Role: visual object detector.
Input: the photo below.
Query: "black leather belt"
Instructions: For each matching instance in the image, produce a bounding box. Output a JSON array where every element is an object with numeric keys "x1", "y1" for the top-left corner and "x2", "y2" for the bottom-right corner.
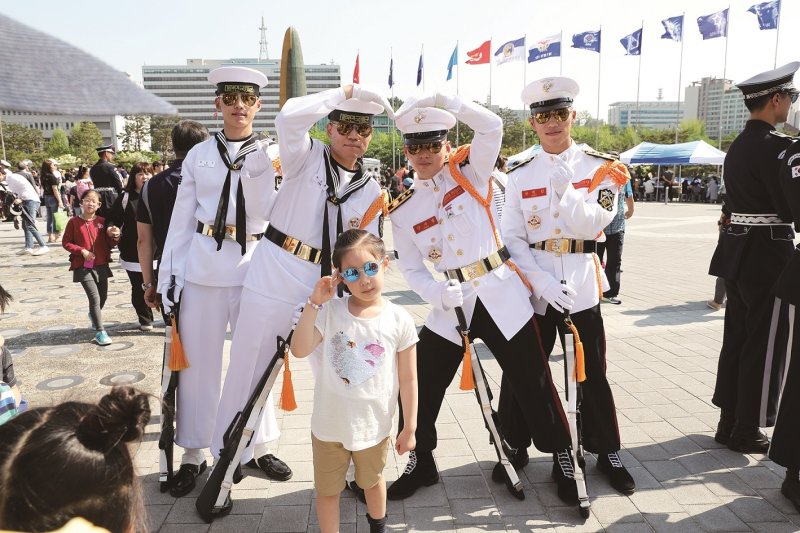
[
  {"x1": 195, "y1": 222, "x2": 263, "y2": 243},
  {"x1": 264, "y1": 225, "x2": 322, "y2": 264},
  {"x1": 445, "y1": 246, "x2": 511, "y2": 283},
  {"x1": 530, "y1": 238, "x2": 597, "y2": 254}
]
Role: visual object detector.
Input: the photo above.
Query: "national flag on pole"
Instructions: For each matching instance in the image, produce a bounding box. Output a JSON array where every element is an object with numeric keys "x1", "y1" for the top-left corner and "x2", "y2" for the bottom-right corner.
[
  {"x1": 620, "y1": 28, "x2": 642, "y2": 55},
  {"x1": 446, "y1": 45, "x2": 458, "y2": 80},
  {"x1": 748, "y1": 0, "x2": 780, "y2": 30},
  {"x1": 571, "y1": 30, "x2": 601, "y2": 52},
  {"x1": 353, "y1": 53, "x2": 360, "y2": 83},
  {"x1": 465, "y1": 40, "x2": 491, "y2": 65},
  {"x1": 388, "y1": 58, "x2": 394, "y2": 88},
  {"x1": 697, "y1": 9, "x2": 729, "y2": 40},
  {"x1": 661, "y1": 15, "x2": 684, "y2": 41},
  {"x1": 494, "y1": 37, "x2": 525, "y2": 65},
  {"x1": 416, "y1": 52, "x2": 424, "y2": 86},
  {"x1": 528, "y1": 34, "x2": 561, "y2": 63}
]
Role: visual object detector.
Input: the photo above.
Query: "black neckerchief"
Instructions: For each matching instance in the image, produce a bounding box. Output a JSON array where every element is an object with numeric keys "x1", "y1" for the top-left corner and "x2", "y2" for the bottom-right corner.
[
  {"x1": 320, "y1": 144, "x2": 371, "y2": 278},
  {"x1": 213, "y1": 131, "x2": 258, "y2": 255}
]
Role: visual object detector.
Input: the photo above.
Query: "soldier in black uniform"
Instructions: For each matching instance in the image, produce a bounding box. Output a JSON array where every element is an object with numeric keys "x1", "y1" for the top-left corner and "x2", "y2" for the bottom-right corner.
[
  {"x1": 90, "y1": 144, "x2": 123, "y2": 217},
  {"x1": 709, "y1": 62, "x2": 799, "y2": 453},
  {"x1": 771, "y1": 138, "x2": 800, "y2": 512}
]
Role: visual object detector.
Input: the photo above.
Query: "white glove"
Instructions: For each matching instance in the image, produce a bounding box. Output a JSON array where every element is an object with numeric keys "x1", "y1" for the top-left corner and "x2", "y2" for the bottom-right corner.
[
  {"x1": 291, "y1": 302, "x2": 305, "y2": 329},
  {"x1": 394, "y1": 96, "x2": 420, "y2": 118},
  {"x1": 240, "y1": 144, "x2": 273, "y2": 179},
  {"x1": 161, "y1": 283, "x2": 183, "y2": 315},
  {"x1": 441, "y1": 279, "x2": 464, "y2": 310},
  {"x1": 352, "y1": 84, "x2": 396, "y2": 120},
  {"x1": 541, "y1": 282, "x2": 577, "y2": 313},
  {"x1": 551, "y1": 157, "x2": 574, "y2": 197},
  {"x1": 396, "y1": 92, "x2": 461, "y2": 118}
]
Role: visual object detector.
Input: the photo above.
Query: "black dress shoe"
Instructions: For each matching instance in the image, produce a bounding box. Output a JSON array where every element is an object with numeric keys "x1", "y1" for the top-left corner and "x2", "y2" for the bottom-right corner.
[
  {"x1": 345, "y1": 480, "x2": 366, "y2": 503},
  {"x1": 597, "y1": 452, "x2": 635, "y2": 495},
  {"x1": 782, "y1": 476, "x2": 800, "y2": 513},
  {"x1": 714, "y1": 410, "x2": 735, "y2": 445},
  {"x1": 246, "y1": 454, "x2": 293, "y2": 481},
  {"x1": 552, "y1": 450, "x2": 578, "y2": 504},
  {"x1": 170, "y1": 460, "x2": 207, "y2": 498},
  {"x1": 727, "y1": 426, "x2": 770, "y2": 453},
  {"x1": 491, "y1": 448, "x2": 530, "y2": 482},
  {"x1": 387, "y1": 451, "x2": 439, "y2": 500}
]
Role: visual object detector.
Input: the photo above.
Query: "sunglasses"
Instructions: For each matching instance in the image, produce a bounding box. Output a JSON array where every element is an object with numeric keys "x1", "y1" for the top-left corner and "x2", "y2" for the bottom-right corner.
[
  {"x1": 332, "y1": 121, "x2": 373, "y2": 137},
  {"x1": 407, "y1": 141, "x2": 445, "y2": 155},
  {"x1": 220, "y1": 92, "x2": 259, "y2": 107},
  {"x1": 782, "y1": 91, "x2": 799, "y2": 103},
  {"x1": 533, "y1": 108, "x2": 572, "y2": 125},
  {"x1": 340, "y1": 261, "x2": 381, "y2": 283}
]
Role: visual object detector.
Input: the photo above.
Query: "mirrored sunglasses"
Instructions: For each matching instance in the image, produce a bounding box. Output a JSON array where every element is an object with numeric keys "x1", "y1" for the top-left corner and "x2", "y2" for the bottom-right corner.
[
  {"x1": 784, "y1": 91, "x2": 799, "y2": 103},
  {"x1": 533, "y1": 107, "x2": 572, "y2": 125},
  {"x1": 340, "y1": 261, "x2": 381, "y2": 283},
  {"x1": 407, "y1": 141, "x2": 445, "y2": 155},
  {"x1": 332, "y1": 121, "x2": 373, "y2": 137},
  {"x1": 220, "y1": 92, "x2": 259, "y2": 107}
]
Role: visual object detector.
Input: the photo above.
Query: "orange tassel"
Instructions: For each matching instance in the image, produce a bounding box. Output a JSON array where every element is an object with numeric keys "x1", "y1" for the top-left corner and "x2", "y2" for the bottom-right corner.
[
  {"x1": 565, "y1": 321, "x2": 587, "y2": 383},
  {"x1": 169, "y1": 314, "x2": 189, "y2": 371},
  {"x1": 459, "y1": 335, "x2": 476, "y2": 390},
  {"x1": 279, "y1": 352, "x2": 297, "y2": 411}
]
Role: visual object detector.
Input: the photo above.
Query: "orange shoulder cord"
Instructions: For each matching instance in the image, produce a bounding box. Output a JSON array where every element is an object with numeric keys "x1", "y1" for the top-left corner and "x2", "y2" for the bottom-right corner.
[
  {"x1": 564, "y1": 320, "x2": 587, "y2": 382},
  {"x1": 588, "y1": 160, "x2": 630, "y2": 193},
  {"x1": 447, "y1": 145, "x2": 532, "y2": 391},
  {"x1": 168, "y1": 313, "x2": 189, "y2": 371},
  {"x1": 279, "y1": 340, "x2": 297, "y2": 411},
  {"x1": 359, "y1": 192, "x2": 390, "y2": 230}
]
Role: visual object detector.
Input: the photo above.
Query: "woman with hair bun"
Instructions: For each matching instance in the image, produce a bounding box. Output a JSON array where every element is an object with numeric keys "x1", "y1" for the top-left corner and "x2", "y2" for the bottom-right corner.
[{"x1": 0, "y1": 386, "x2": 151, "y2": 533}]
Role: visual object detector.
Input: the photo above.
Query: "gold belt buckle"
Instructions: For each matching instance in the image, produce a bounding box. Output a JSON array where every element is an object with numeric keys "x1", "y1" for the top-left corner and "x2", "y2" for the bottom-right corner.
[
  {"x1": 463, "y1": 260, "x2": 488, "y2": 281},
  {"x1": 296, "y1": 244, "x2": 313, "y2": 262},
  {"x1": 547, "y1": 238, "x2": 568, "y2": 256},
  {"x1": 225, "y1": 226, "x2": 236, "y2": 240},
  {"x1": 282, "y1": 236, "x2": 299, "y2": 254}
]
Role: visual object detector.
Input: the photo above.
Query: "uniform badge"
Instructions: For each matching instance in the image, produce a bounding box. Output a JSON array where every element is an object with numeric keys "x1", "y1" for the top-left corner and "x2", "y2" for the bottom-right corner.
[
  {"x1": 527, "y1": 214, "x2": 541, "y2": 230},
  {"x1": 597, "y1": 188, "x2": 614, "y2": 211},
  {"x1": 788, "y1": 153, "x2": 800, "y2": 166},
  {"x1": 349, "y1": 216, "x2": 361, "y2": 229},
  {"x1": 414, "y1": 109, "x2": 426, "y2": 124},
  {"x1": 542, "y1": 80, "x2": 553, "y2": 92},
  {"x1": 427, "y1": 247, "x2": 442, "y2": 263},
  {"x1": 792, "y1": 165, "x2": 800, "y2": 179}
]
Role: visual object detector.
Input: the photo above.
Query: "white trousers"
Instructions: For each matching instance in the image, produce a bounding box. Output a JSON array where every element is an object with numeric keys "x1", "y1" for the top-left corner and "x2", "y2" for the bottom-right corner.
[{"x1": 211, "y1": 287, "x2": 291, "y2": 463}]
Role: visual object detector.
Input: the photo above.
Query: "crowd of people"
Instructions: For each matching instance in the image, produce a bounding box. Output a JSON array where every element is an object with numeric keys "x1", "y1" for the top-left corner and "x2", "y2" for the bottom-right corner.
[
  {"x1": 632, "y1": 172, "x2": 723, "y2": 203},
  {"x1": 0, "y1": 60, "x2": 798, "y2": 533}
]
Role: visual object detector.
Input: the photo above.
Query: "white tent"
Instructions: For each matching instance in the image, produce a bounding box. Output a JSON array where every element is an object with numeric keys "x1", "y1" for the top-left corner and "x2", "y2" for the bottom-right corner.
[{"x1": 619, "y1": 140, "x2": 726, "y2": 165}]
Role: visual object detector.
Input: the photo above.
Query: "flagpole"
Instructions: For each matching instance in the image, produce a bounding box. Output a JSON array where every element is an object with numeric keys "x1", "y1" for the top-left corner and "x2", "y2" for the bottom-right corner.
[
  {"x1": 523, "y1": 35, "x2": 527, "y2": 150},
  {"x1": 595, "y1": 26, "x2": 602, "y2": 149},
  {"x1": 634, "y1": 22, "x2": 643, "y2": 139},
  {"x1": 391, "y1": 47, "x2": 396, "y2": 171},
  {"x1": 422, "y1": 44, "x2": 426, "y2": 92},
  {"x1": 456, "y1": 41, "x2": 460, "y2": 145},
  {"x1": 489, "y1": 37, "x2": 493, "y2": 107},
  {"x1": 559, "y1": 30, "x2": 563, "y2": 75},
  {"x1": 718, "y1": 7, "x2": 730, "y2": 149},
  {"x1": 774, "y1": 2, "x2": 781, "y2": 68},
  {"x1": 675, "y1": 14, "x2": 685, "y2": 144}
]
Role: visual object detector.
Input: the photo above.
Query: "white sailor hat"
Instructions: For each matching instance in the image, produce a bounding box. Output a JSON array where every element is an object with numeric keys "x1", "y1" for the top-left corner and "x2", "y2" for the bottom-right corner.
[
  {"x1": 95, "y1": 144, "x2": 115, "y2": 154},
  {"x1": 521, "y1": 77, "x2": 580, "y2": 113},
  {"x1": 0, "y1": 159, "x2": 10, "y2": 168},
  {"x1": 396, "y1": 107, "x2": 457, "y2": 144},
  {"x1": 328, "y1": 98, "x2": 384, "y2": 126},
  {"x1": 208, "y1": 66, "x2": 268, "y2": 95},
  {"x1": 737, "y1": 61, "x2": 800, "y2": 100}
]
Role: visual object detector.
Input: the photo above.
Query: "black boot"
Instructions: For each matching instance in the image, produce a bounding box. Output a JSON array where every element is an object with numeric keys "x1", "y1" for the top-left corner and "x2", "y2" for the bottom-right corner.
[
  {"x1": 714, "y1": 409, "x2": 735, "y2": 445},
  {"x1": 596, "y1": 451, "x2": 635, "y2": 495},
  {"x1": 386, "y1": 450, "x2": 439, "y2": 500},
  {"x1": 782, "y1": 468, "x2": 800, "y2": 513},
  {"x1": 552, "y1": 450, "x2": 579, "y2": 504},
  {"x1": 491, "y1": 447, "x2": 530, "y2": 482},
  {"x1": 367, "y1": 513, "x2": 387, "y2": 533},
  {"x1": 727, "y1": 423, "x2": 770, "y2": 453}
]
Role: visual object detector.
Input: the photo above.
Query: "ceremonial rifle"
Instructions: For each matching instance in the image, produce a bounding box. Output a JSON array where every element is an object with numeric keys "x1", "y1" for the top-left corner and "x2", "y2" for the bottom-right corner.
[{"x1": 157, "y1": 276, "x2": 180, "y2": 492}]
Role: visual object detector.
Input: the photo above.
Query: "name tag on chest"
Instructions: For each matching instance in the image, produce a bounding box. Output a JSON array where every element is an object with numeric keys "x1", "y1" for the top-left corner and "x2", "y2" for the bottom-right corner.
[
  {"x1": 522, "y1": 187, "x2": 547, "y2": 199},
  {"x1": 197, "y1": 160, "x2": 216, "y2": 168},
  {"x1": 443, "y1": 186, "x2": 465, "y2": 206},
  {"x1": 414, "y1": 216, "x2": 438, "y2": 234}
]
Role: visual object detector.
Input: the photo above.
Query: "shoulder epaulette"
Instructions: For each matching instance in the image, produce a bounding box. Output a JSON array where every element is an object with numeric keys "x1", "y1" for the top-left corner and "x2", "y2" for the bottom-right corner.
[
  {"x1": 582, "y1": 148, "x2": 618, "y2": 161},
  {"x1": 770, "y1": 130, "x2": 797, "y2": 140},
  {"x1": 388, "y1": 188, "x2": 415, "y2": 213},
  {"x1": 507, "y1": 153, "x2": 537, "y2": 173}
]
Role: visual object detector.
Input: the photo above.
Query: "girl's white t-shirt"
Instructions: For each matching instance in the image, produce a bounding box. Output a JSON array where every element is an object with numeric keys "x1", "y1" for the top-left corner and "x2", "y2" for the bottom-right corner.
[{"x1": 311, "y1": 296, "x2": 418, "y2": 451}]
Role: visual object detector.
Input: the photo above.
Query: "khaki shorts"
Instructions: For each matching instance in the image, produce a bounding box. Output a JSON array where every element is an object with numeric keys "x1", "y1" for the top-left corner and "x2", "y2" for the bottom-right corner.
[{"x1": 311, "y1": 433, "x2": 390, "y2": 497}]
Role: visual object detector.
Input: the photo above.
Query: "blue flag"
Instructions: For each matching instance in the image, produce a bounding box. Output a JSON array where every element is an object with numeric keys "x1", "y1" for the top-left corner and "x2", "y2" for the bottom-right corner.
[
  {"x1": 661, "y1": 15, "x2": 684, "y2": 41},
  {"x1": 697, "y1": 9, "x2": 729, "y2": 40},
  {"x1": 748, "y1": 0, "x2": 780, "y2": 30},
  {"x1": 416, "y1": 53, "x2": 424, "y2": 87},
  {"x1": 494, "y1": 37, "x2": 526, "y2": 65},
  {"x1": 572, "y1": 30, "x2": 601, "y2": 53},
  {"x1": 388, "y1": 58, "x2": 394, "y2": 88},
  {"x1": 620, "y1": 28, "x2": 642, "y2": 55},
  {"x1": 446, "y1": 45, "x2": 458, "y2": 81},
  {"x1": 528, "y1": 34, "x2": 561, "y2": 63}
]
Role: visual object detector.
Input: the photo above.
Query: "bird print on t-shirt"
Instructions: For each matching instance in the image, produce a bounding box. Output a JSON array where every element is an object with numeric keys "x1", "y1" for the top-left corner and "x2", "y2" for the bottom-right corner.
[{"x1": 329, "y1": 332, "x2": 385, "y2": 386}]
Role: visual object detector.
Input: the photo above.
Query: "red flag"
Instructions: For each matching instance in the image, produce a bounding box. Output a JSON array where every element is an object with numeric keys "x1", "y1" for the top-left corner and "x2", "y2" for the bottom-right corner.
[
  {"x1": 353, "y1": 53, "x2": 360, "y2": 83},
  {"x1": 465, "y1": 40, "x2": 491, "y2": 65}
]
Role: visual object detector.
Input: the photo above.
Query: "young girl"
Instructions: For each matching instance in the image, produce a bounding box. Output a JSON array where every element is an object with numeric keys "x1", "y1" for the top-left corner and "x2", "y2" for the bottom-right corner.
[
  {"x1": 62, "y1": 189, "x2": 120, "y2": 346},
  {"x1": 291, "y1": 229, "x2": 418, "y2": 533}
]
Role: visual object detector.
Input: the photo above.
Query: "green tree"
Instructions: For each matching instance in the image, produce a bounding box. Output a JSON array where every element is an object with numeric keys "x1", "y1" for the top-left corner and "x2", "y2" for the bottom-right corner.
[
  {"x1": 365, "y1": 130, "x2": 404, "y2": 170},
  {"x1": 149, "y1": 114, "x2": 180, "y2": 159},
  {"x1": 69, "y1": 122, "x2": 104, "y2": 163},
  {"x1": 114, "y1": 150, "x2": 159, "y2": 171},
  {"x1": 118, "y1": 115, "x2": 150, "y2": 152},
  {"x1": 1, "y1": 123, "x2": 45, "y2": 164},
  {"x1": 45, "y1": 128, "x2": 70, "y2": 157}
]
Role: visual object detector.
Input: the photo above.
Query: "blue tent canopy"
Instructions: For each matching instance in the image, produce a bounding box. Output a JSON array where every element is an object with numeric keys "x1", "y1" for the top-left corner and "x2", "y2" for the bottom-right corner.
[{"x1": 619, "y1": 140, "x2": 726, "y2": 165}]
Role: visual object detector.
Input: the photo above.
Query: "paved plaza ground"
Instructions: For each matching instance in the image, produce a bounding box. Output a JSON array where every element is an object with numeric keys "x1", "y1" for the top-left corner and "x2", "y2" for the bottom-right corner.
[{"x1": 2, "y1": 201, "x2": 799, "y2": 532}]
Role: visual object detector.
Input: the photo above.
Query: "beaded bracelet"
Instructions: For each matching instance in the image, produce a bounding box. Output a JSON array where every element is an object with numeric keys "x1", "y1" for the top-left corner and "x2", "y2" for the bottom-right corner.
[{"x1": 307, "y1": 298, "x2": 323, "y2": 311}]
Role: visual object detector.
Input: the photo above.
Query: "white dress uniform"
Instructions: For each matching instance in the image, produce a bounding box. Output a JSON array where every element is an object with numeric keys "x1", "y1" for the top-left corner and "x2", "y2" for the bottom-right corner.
[{"x1": 211, "y1": 86, "x2": 384, "y2": 463}]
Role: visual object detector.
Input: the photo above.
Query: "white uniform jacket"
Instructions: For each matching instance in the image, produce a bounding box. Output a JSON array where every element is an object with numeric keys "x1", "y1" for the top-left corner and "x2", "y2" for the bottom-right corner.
[
  {"x1": 158, "y1": 137, "x2": 277, "y2": 294},
  {"x1": 391, "y1": 99, "x2": 532, "y2": 346},
  {"x1": 241, "y1": 87, "x2": 382, "y2": 301},
  {"x1": 502, "y1": 142, "x2": 622, "y2": 315}
]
